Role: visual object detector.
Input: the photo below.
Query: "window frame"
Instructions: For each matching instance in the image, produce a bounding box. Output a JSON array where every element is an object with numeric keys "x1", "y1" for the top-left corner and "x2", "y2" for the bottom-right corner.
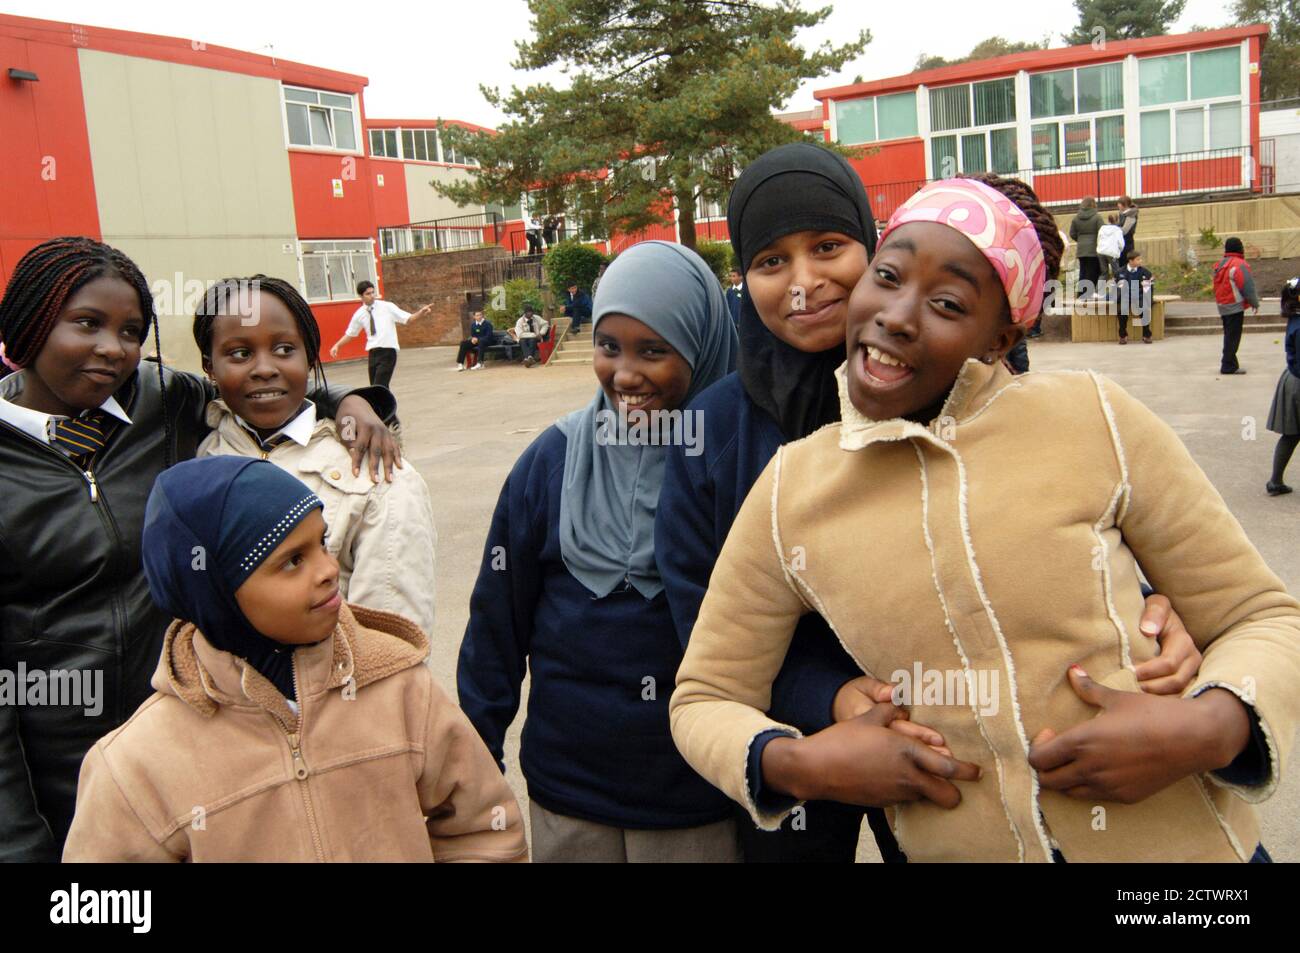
[
  {"x1": 298, "y1": 239, "x2": 377, "y2": 302},
  {"x1": 282, "y1": 85, "x2": 361, "y2": 154}
]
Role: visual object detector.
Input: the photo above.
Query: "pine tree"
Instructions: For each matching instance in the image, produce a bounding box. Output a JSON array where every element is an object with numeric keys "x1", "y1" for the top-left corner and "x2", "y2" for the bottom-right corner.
[
  {"x1": 433, "y1": 0, "x2": 869, "y2": 248},
  {"x1": 1233, "y1": 0, "x2": 1300, "y2": 102},
  {"x1": 1061, "y1": 0, "x2": 1187, "y2": 47}
]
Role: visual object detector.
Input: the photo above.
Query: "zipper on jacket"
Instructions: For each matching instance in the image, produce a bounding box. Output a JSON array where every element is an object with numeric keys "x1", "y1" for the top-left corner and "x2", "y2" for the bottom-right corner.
[
  {"x1": 83, "y1": 468, "x2": 100, "y2": 502},
  {"x1": 286, "y1": 654, "x2": 326, "y2": 862}
]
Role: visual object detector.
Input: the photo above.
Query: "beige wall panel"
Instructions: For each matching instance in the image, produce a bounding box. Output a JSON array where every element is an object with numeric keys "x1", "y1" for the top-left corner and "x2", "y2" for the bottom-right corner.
[
  {"x1": 78, "y1": 50, "x2": 302, "y2": 372},
  {"x1": 405, "y1": 164, "x2": 482, "y2": 221}
]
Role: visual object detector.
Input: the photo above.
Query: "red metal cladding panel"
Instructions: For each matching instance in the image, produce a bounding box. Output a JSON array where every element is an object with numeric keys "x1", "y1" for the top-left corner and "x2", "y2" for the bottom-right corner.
[
  {"x1": 314, "y1": 300, "x2": 366, "y2": 364},
  {"x1": 1249, "y1": 35, "x2": 1262, "y2": 193},
  {"x1": 0, "y1": 34, "x2": 101, "y2": 285},
  {"x1": 369, "y1": 160, "x2": 410, "y2": 226},
  {"x1": 288, "y1": 151, "x2": 377, "y2": 238},
  {"x1": 1139, "y1": 157, "x2": 1242, "y2": 196},
  {"x1": 1032, "y1": 167, "x2": 1127, "y2": 204}
]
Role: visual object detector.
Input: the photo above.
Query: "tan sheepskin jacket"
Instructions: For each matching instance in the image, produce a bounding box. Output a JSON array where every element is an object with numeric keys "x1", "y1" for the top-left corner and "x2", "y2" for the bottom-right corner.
[
  {"x1": 671, "y1": 358, "x2": 1300, "y2": 862},
  {"x1": 64, "y1": 604, "x2": 527, "y2": 862},
  {"x1": 198, "y1": 401, "x2": 437, "y2": 634}
]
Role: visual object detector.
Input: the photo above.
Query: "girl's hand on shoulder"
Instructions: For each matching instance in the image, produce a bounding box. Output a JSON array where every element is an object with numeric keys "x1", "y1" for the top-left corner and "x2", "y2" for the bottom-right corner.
[
  {"x1": 1133, "y1": 594, "x2": 1203, "y2": 695},
  {"x1": 336, "y1": 394, "x2": 403, "y2": 483},
  {"x1": 1029, "y1": 666, "x2": 1251, "y2": 804},
  {"x1": 764, "y1": 703, "x2": 980, "y2": 809}
]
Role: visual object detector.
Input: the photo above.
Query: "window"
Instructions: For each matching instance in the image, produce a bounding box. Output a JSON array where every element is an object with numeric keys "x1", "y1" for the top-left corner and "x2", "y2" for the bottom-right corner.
[
  {"x1": 1140, "y1": 110, "x2": 1172, "y2": 157},
  {"x1": 931, "y1": 135, "x2": 958, "y2": 177},
  {"x1": 400, "y1": 129, "x2": 439, "y2": 162},
  {"x1": 835, "y1": 92, "x2": 918, "y2": 144},
  {"x1": 1210, "y1": 101, "x2": 1241, "y2": 148},
  {"x1": 1096, "y1": 115, "x2": 1125, "y2": 163},
  {"x1": 1031, "y1": 70, "x2": 1074, "y2": 119},
  {"x1": 283, "y1": 86, "x2": 358, "y2": 151},
  {"x1": 378, "y1": 228, "x2": 411, "y2": 256},
  {"x1": 1077, "y1": 63, "x2": 1123, "y2": 113},
  {"x1": 1176, "y1": 107, "x2": 1205, "y2": 152},
  {"x1": 369, "y1": 129, "x2": 400, "y2": 158},
  {"x1": 1139, "y1": 54, "x2": 1188, "y2": 106},
  {"x1": 973, "y1": 78, "x2": 1015, "y2": 126},
  {"x1": 836, "y1": 98, "x2": 876, "y2": 144},
  {"x1": 929, "y1": 85, "x2": 971, "y2": 132},
  {"x1": 1064, "y1": 120, "x2": 1092, "y2": 166},
  {"x1": 1032, "y1": 123, "x2": 1060, "y2": 170},
  {"x1": 1191, "y1": 46, "x2": 1240, "y2": 100},
  {"x1": 877, "y1": 92, "x2": 919, "y2": 139},
  {"x1": 961, "y1": 134, "x2": 987, "y2": 173},
  {"x1": 989, "y1": 127, "x2": 1018, "y2": 173},
  {"x1": 695, "y1": 194, "x2": 726, "y2": 220},
  {"x1": 299, "y1": 240, "x2": 375, "y2": 301}
]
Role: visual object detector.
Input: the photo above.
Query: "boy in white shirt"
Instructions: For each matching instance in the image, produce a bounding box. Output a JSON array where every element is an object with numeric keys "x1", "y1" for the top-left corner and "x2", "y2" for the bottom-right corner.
[
  {"x1": 329, "y1": 281, "x2": 433, "y2": 388},
  {"x1": 513, "y1": 305, "x2": 549, "y2": 367}
]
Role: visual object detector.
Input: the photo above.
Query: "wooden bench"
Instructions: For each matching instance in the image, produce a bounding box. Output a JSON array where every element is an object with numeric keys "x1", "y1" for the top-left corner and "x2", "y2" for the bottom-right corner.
[{"x1": 1045, "y1": 294, "x2": 1181, "y2": 342}]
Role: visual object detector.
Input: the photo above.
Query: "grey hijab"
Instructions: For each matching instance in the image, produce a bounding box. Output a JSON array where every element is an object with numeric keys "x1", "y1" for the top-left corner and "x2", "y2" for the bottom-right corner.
[{"x1": 556, "y1": 241, "x2": 737, "y2": 599}]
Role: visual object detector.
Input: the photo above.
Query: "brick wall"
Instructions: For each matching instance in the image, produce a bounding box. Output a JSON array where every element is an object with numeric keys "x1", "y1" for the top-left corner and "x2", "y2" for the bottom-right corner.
[{"x1": 380, "y1": 246, "x2": 514, "y2": 346}]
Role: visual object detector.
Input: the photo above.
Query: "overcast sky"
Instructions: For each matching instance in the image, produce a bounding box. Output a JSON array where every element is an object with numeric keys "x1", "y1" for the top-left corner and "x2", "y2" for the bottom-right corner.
[{"x1": 14, "y1": 0, "x2": 1238, "y2": 124}]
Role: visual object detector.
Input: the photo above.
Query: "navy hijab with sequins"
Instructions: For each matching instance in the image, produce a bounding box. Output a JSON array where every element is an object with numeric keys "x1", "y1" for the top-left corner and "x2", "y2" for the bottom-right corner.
[{"x1": 142, "y1": 456, "x2": 324, "y2": 700}]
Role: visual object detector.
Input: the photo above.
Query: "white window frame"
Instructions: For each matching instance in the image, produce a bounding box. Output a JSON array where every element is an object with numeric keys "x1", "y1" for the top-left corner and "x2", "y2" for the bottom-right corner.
[
  {"x1": 833, "y1": 92, "x2": 920, "y2": 146},
  {"x1": 298, "y1": 239, "x2": 377, "y2": 302},
  {"x1": 1030, "y1": 111, "x2": 1127, "y2": 170},
  {"x1": 1141, "y1": 96, "x2": 1244, "y2": 157},
  {"x1": 282, "y1": 85, "x2": 362, "y2": 155}
]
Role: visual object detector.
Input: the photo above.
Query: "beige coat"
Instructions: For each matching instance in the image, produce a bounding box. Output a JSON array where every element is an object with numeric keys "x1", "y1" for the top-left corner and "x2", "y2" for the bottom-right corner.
[
  {"x1": 64, "y1": 603, "x2": 528, "y2": 862},
  {"x1": 198, "y1": 401, "x2": 436, "y2": 634},
  {"x1": 671, "y1": 359, "x2": 1300, "y2": 862}
]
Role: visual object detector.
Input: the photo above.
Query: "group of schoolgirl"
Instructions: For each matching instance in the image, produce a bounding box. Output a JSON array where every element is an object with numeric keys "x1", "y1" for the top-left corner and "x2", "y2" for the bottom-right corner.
[
  {"x1": 4, "y1": 139, "x2": 1299, "y2": 863},
  {"x1": 458, "y1": 145, "x2": 1300, "y2": 864}
]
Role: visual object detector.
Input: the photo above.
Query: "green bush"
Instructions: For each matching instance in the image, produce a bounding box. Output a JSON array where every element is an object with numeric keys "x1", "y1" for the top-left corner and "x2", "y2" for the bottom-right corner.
[
  {"x1": 1197, "y1": 226, "x2": 1221, "y2": 249},
  {"x1": 542, "y1": 240, "x2": 606, "y2": 295},
  {"x1": 484, "y1": 277, "x2": 545, "y2": 330},
  {"x1": 694, "y1": 240, "x2": 735, "y2": 284}
]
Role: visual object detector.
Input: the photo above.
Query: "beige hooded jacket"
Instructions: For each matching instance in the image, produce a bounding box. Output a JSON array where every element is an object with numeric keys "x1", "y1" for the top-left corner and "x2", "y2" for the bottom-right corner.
[
  {"x1": 671, "y1": 359, "x2": 1300, "y2": 862},
  {"x1": 64, "y1": 603, "x2": 527, "y2": 862}
]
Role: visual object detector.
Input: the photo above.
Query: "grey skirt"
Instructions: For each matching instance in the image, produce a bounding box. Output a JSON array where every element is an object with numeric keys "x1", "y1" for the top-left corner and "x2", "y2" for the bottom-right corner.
[{"x1": 1267, "y1": 368, "x2": 1300, "y2": 435}]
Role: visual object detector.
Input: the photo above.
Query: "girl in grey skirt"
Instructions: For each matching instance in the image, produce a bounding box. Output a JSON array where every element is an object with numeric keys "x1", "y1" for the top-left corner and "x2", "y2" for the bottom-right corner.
[{"x1": 1266, "y1": 277, "x2": 1300, "y2": 496}]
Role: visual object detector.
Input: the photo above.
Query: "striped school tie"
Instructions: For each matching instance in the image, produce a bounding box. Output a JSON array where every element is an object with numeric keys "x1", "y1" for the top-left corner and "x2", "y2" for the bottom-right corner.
[{"x1": 51, "y1": 411, "x2": 109, "y2": 467}]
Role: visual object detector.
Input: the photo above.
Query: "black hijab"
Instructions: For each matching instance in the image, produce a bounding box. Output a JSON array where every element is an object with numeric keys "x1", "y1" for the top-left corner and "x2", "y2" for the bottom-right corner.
[{"x1": 729, "y1": 143, "x2": 878, "y2": 440}]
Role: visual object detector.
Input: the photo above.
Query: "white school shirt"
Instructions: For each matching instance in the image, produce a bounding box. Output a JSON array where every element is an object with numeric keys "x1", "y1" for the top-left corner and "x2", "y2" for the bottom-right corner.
[
  {"x1": 233, "y1": 400, "x2": 316, "y2": 451},
  {"x1": 0, "y1": 389, "x2": 132, "y2": 448},
  {"x1": 345, "y1": 299, "x2": 411, "y2": 351}
]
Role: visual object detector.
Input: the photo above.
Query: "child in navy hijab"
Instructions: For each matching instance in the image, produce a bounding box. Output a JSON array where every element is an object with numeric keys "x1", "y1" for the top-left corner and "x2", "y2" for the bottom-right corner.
[{"x1": 63, "y1": 457, "x2": 526, "y2": 861}]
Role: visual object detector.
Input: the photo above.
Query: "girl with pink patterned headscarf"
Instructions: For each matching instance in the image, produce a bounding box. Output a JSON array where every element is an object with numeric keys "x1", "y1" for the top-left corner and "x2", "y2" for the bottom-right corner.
[{"x1": 668, "y1": 175, "x2": 1298, "y2": 863}]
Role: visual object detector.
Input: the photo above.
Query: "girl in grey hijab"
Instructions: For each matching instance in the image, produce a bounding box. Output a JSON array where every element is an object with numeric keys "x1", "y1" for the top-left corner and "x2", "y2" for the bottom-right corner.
[
  {"x1": 458, "y1": 240, "x2": 739, "y2": 861},
  {"x1": 557, "y1": 241, "x2": 737, "y2": 598}
]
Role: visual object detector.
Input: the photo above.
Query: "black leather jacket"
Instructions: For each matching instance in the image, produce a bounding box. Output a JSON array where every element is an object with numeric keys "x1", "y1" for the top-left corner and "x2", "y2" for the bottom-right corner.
[{"x1": 0, "y1": 365, "x2": 391, "y2": 861}]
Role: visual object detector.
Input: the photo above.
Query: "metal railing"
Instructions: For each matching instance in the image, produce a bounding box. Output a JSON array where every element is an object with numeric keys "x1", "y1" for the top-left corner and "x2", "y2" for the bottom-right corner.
[
  {"x1": 381, "y1": 211, "x2": 505, "y2": 256},
  {"x1": 861, "y1": 145, "x2": 1258, "y2": 219}
]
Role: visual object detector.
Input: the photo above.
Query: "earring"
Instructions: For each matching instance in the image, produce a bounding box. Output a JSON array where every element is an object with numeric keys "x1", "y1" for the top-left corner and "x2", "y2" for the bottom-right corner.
[{"x1": 980, "y1": 355, "x2": 994, "y2": 364}]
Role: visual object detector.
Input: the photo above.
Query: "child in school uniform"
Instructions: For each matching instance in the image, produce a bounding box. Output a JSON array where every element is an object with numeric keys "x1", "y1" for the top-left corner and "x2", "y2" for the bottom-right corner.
[
  {"x1": 1266, "y1": 276, "x2": 1300, "y2": 496},
  {"x1": 192, "y1": 276, "x2": 436, "y2": 634},
  {"x1": 0, "y1": 238, "x2": 397, "y2": 862},
  {"x1": 655, "y1": 146, "x2": 1203, "y2": 863},
  {"x1": 63, "y1": 456, "x2": 526, "y2": 862},
  {"x1": 457, "y1": 241, "x2": 739, "y2": 862},
  {"x1": 671, "y1": 174, "x2": 1300, "y2": 862},
  {"x1": 1116, "y1": 251, "x2": 1154, "y2": 344}
]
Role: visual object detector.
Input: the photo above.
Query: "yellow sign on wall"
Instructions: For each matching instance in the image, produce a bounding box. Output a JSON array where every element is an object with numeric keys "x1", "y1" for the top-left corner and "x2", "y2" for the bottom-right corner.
[{"x1": 332, "y1": 179, "x2": 344, "y2": 198}]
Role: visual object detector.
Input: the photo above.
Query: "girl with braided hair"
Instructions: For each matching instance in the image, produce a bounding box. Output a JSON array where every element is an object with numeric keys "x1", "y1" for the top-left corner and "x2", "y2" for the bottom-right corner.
[
  {"x1": 657, "y1": 155, "x2": 1202, "y2": 863},
  {"x1": 192, "y1": 275, "x2": 436, "y2": 634},
  {"x1": 0, "y1": 237, "x2": 401, "y2": 861},
  {"x1": 671, "y1": 174, "x2": 1298, "y2": 862}
]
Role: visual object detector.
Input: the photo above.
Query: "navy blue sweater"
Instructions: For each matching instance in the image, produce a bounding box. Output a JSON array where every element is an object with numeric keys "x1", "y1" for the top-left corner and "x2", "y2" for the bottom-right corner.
[
  {"x1": 457, "y1": 425, "x2": 732, "y2": 829},
  {"x1": 656, "y1": 372, "x2": 863, "y2": 731}
]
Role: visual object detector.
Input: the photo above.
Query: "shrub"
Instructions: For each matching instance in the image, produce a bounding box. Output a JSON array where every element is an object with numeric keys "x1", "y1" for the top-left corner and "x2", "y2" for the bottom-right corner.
[
  {"x1": 543, "y1": 240, "x2": 605, "y2": 295},
  {"x1": 694, "y1": 240, "x2": 735, "y2": 284},
  {"x1": 484, "y1": 277, "x2": 544, "y2": 330},
  {"x1": 1197, "y1": 226, "x2": 1221, "y2": 249}
]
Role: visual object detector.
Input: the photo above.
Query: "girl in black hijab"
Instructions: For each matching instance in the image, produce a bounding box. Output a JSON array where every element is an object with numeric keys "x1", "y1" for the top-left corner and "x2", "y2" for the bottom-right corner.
[{"x1": 657, "y1": 143, "x2": 901, "y2": 862}]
